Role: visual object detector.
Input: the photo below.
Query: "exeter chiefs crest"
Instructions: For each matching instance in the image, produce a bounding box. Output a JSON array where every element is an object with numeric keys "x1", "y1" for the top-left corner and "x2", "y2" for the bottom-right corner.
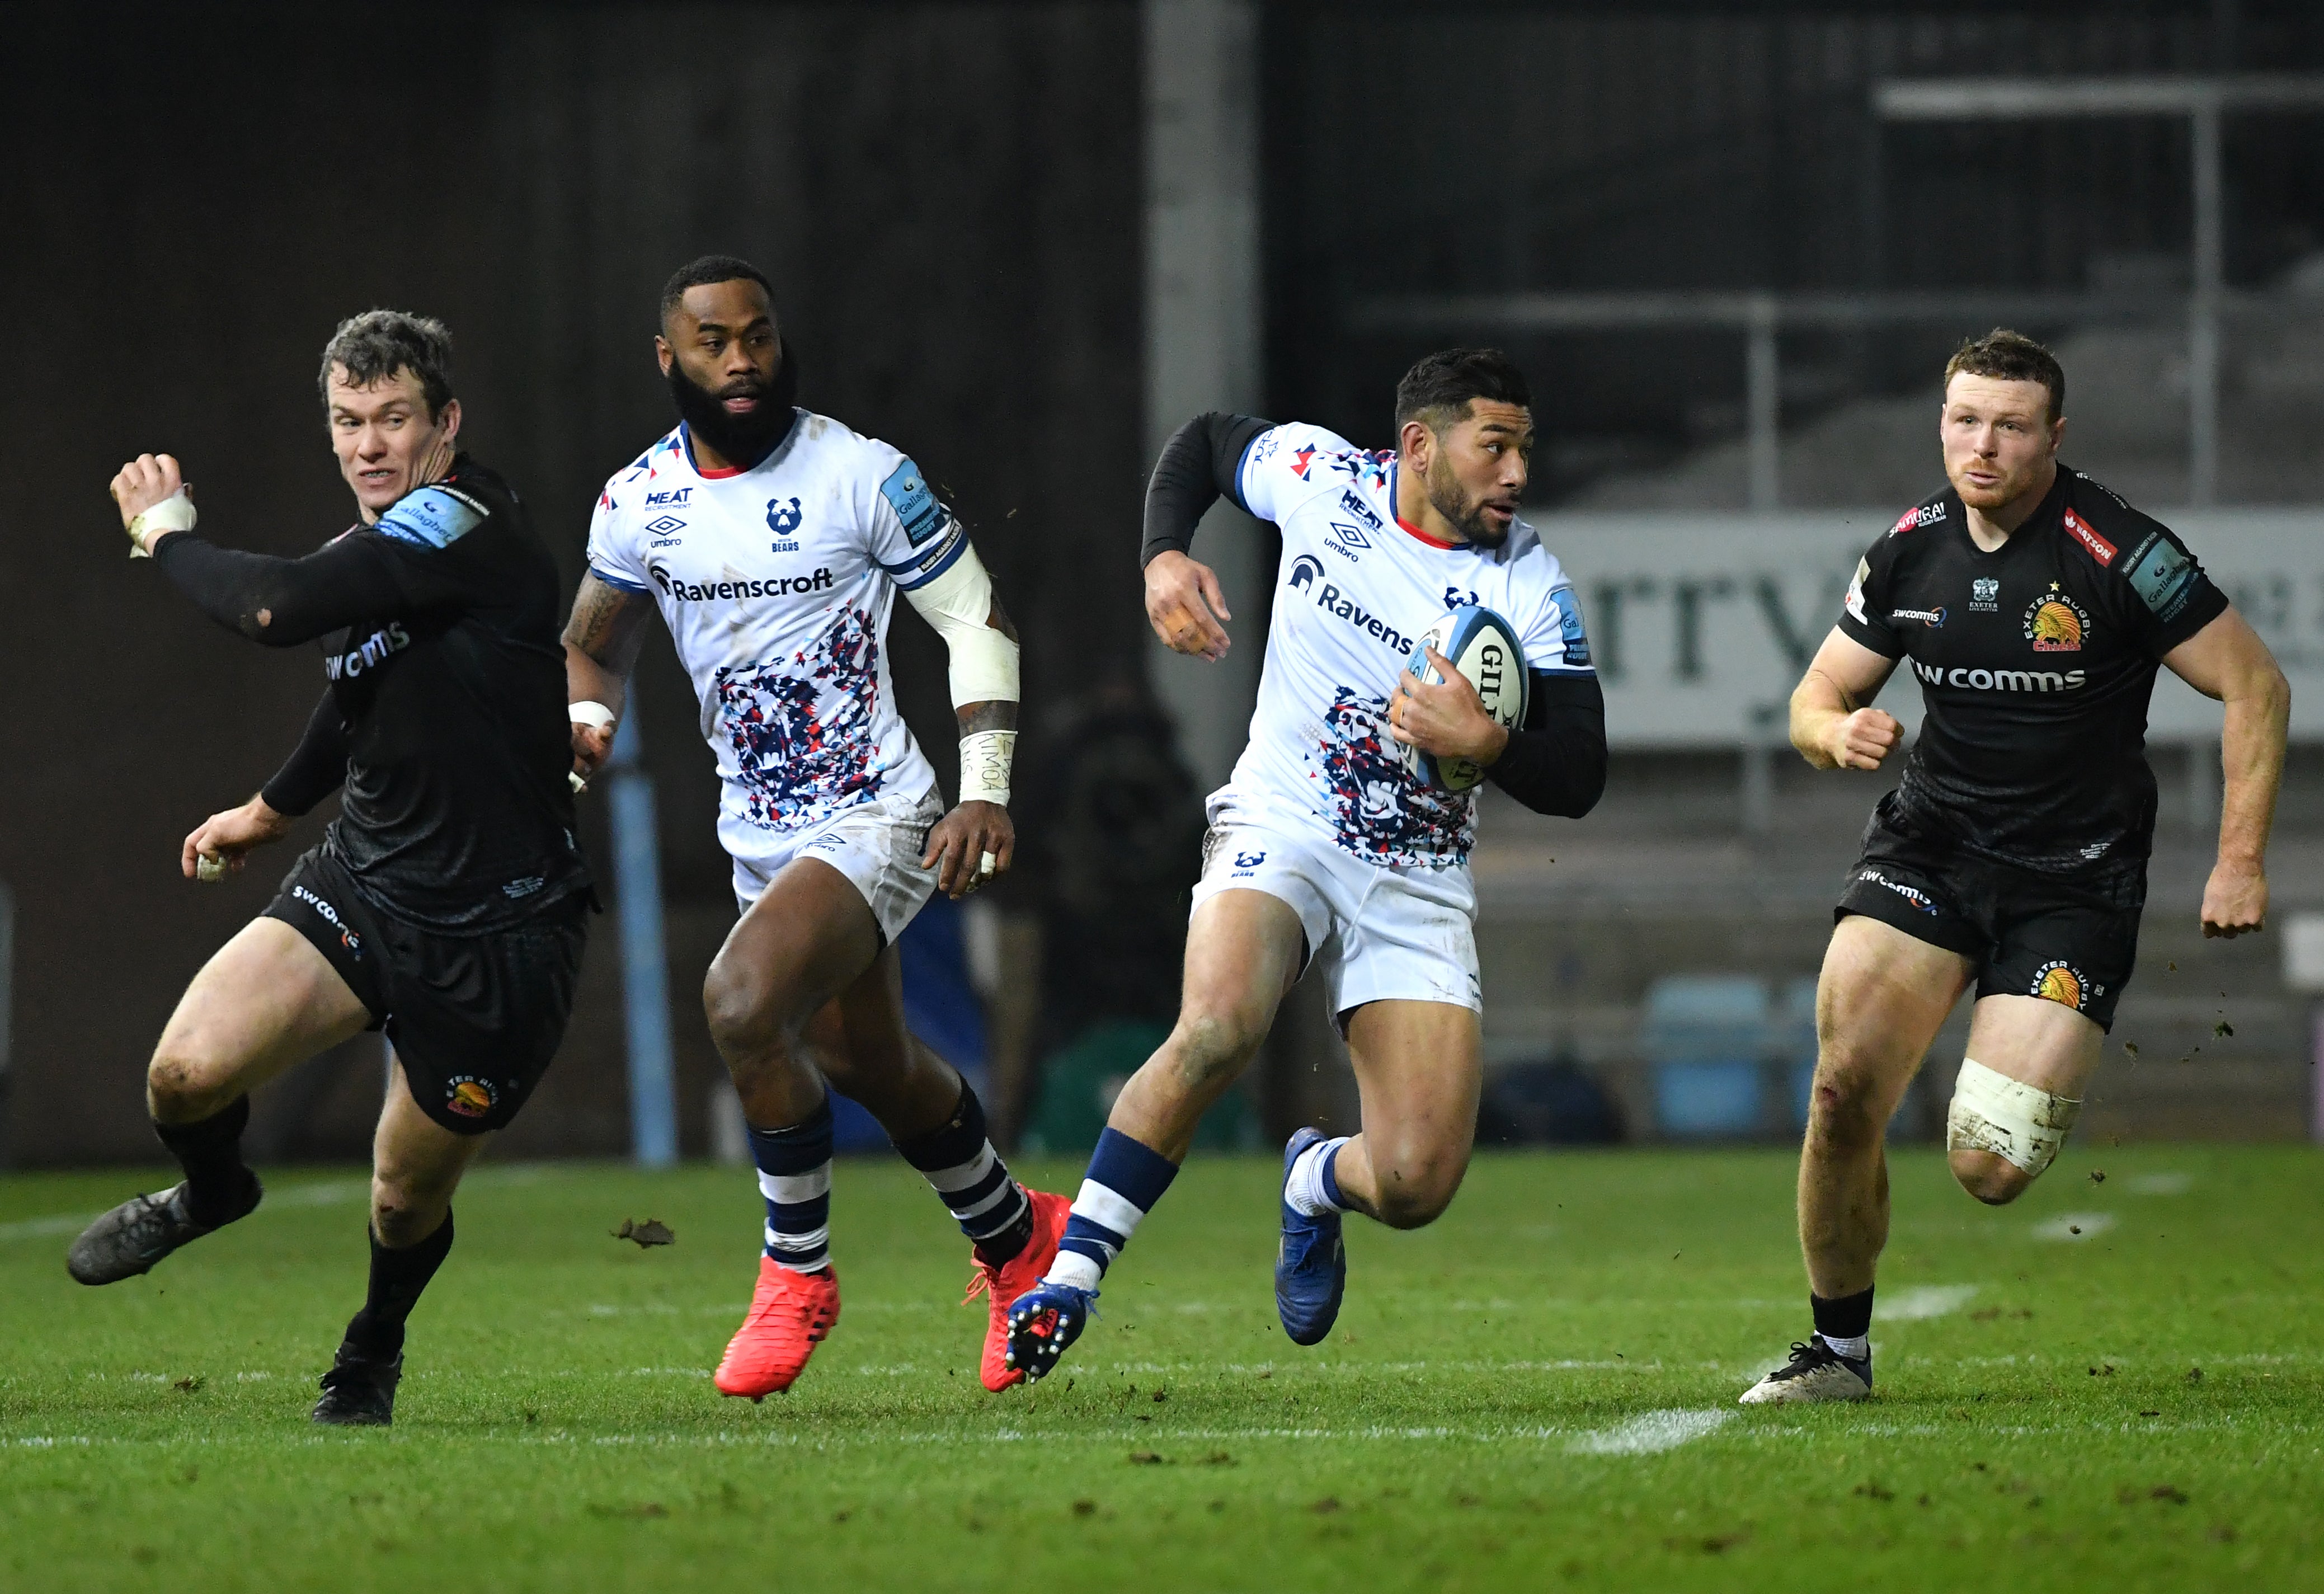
[{"x1": 2022, "y1": 587, "x2": 2090, "y2": 653}]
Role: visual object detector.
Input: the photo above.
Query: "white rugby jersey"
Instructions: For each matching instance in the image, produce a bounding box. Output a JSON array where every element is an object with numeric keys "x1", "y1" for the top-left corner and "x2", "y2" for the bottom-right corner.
[
  {"x1": 586, "y1": 412, "x2": 959, "y2": 856},
  {"x1": 1222, "y1": 422, "x2": 1592, "y2": 870}
]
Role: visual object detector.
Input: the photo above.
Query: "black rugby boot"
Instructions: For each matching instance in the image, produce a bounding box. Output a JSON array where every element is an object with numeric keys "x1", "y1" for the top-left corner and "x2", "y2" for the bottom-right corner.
[
  {"x1": 312, "y1": 1343, "x2": 403, "y2": 1427},
  {"x1": 67, "y1": 1177, "x2": 262, "y2": 1286}
]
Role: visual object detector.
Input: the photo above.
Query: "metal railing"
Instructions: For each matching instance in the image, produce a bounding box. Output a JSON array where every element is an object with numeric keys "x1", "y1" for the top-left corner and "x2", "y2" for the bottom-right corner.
[{"x1": 1351, "y1": 74, "x2": 2324, "y2": 510}]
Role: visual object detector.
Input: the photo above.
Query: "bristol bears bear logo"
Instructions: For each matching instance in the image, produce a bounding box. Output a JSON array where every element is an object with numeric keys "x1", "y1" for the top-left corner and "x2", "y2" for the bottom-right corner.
[{"x1": 766, "y1": 497, "x2": 805, "y2": 535}]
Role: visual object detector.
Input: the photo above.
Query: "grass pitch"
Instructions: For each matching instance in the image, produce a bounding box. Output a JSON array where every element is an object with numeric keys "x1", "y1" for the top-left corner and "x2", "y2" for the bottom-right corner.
[{"x1": 3, "y1": 1145, "x2": 2320, "y2": 1593}]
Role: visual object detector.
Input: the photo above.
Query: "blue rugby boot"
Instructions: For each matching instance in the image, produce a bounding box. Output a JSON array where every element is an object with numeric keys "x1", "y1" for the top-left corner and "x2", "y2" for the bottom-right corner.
[
  {"x1": 1274, "y1": 1128, "x2": 1347, "y2": 1347},
  {"x1": 1003, "y1": 1281, "x2": 1097, "y2": 1384}
]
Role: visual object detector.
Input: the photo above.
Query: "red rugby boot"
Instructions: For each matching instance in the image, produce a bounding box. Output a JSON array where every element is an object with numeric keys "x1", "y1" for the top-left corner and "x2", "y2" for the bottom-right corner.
[
  {"x1": 964, "y1": 1187, "x2": 1071, "y2": 1392},
  {"x1": 714, "y1": 1257, "x2": 841, "y2": 1400}
]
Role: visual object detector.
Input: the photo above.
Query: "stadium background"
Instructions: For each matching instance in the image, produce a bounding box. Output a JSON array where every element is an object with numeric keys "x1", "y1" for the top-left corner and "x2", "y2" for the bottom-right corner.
[{"x1": 6, "y1": 0, "x2": 2324, "y2": 1170}]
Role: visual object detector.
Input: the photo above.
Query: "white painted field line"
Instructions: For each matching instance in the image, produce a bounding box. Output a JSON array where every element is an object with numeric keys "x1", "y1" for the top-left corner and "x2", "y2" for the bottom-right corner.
[
  {"x1": 0, "y1": 1177, "x2": 367, "y2": 1245},
  {"x1": 2031, "y1": 1211, "x2": 2118, "y2": 1241},
  {"x1": 0, "y1": 1164, "x2": 568, "y2": 1247},
  {"x1": 1566, "y1": 1409, "x2": 1733, "y2": 1455},
  {"x1": 1875, "y1": 1285, "x2": 1978, "y2": 1322},
  {"x1": 20, "y1": 1413, "x2": 2317, "y2": 1454}
]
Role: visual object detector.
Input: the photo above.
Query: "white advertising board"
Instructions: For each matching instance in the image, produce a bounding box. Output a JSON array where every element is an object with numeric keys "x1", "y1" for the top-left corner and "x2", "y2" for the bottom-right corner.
[{"x1": 1541, "y1": 510, "x2": 2324, "y2": 749}]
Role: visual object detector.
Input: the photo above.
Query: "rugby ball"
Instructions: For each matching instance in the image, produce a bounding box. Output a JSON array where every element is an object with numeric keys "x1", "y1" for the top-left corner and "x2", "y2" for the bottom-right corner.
[{"x1": 1401, "y1": 606, "x2": 1529, "y2": 793}]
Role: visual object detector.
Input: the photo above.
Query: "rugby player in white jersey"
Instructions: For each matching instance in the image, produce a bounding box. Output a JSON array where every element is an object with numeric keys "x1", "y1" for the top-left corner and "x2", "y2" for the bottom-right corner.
[
  {"x1": 563, "y1": 257, "x2": 1065, "y2": 1396},
  {"x1": 1004, "y1": 349, "x2": 1608, "y2": 1378}
]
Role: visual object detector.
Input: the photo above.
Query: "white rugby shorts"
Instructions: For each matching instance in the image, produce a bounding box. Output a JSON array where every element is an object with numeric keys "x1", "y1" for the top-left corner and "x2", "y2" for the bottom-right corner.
[
  {"x1": 728, "y1": 784, "x2": 945, "y2": 945},
  {"x1": 1189, "y1": 798, "x2": 1481, "y2": 1029}
]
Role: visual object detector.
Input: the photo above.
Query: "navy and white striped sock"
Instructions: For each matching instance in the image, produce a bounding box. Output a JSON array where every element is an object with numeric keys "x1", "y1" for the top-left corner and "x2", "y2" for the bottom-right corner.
[
  {"x1": 748, "y1": 1097, "x2": 834, "y2": 1275},
  {"x1": 892, "y1": 1079, "x2": 1034, "y2": 1263},
  {"x1": 1285, "y1": 1135, "x2": 1351, "y2": 1217},
  {"x1": 1043, "y1": 1127, "x2": 1179, "y2": 1293}
]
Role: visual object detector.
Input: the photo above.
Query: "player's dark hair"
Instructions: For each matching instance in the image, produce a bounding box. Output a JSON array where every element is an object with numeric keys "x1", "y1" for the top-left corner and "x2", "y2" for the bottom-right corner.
[
  {"x1": 660, "y1": 254, "x2": 775, "y2": 323},
  {"x1": 317, "y1": 309, "x2": 455, "y2": 419},
  {"x1": 1944, "y1": 328, "x2": 2065, "y2": 424},
  {"x1": 1394, "y1": 347, "x2": 1531, "y2": 435}
]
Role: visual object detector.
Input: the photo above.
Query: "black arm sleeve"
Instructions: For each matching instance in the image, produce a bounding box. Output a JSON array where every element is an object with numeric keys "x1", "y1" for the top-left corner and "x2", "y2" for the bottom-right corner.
[
  {"x1": 150, "y1": 531, "x2": 459, "y2": 647},
  {"x1": 258, "y1": 690, "x2": 350, "y2": 817},
  {"x1": 1140, "y1": 411, "x2": 1273, "y2": 567},
  {"x1": 1485, "y1": 671, "x2": 1607, "y2": 818}
]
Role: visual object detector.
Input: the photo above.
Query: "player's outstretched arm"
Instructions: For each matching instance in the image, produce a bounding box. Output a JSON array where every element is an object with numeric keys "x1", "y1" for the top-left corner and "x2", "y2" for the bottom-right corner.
[
  {"x1": 1790, "y1": 628, "x2": 1902, "y2": 771},
  {"x1": 1141, "y1": 412, "x2": 1272, "y2": 661},
  {"x1": 110, "y1": 451, "x2": 451, "y2": 647},
  {"x1": 560, "y1": 572, "x2": 657, "y2": 779},
  {"x1": 904, "y1": 542, "x2": 1020, "y2": 899},
  {"x1": 2163, "y1": 606, "x2": 2290, "y2": 938}
]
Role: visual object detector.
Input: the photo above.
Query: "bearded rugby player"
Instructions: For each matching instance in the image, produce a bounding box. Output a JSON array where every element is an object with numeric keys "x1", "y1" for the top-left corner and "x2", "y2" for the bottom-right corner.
[
  {"x1": 1004, "y1": 349, "x2": 1608, "y2": 1381},
  {"x1": 1742, "y1": 330, "x2": 2289, "y2": 1404},
  {"x1": 74, "y1": 313, "x2": 592, "y2": 1426},
  {"x1": 563, "y1": 257, "x2": 1064, "y2": 1396}
]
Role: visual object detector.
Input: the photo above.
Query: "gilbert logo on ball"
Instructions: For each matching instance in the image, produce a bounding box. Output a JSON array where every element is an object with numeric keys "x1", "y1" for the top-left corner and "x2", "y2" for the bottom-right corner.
[{"x1": 1401, "y1": 606, "x2": 1528, "y2": 793}]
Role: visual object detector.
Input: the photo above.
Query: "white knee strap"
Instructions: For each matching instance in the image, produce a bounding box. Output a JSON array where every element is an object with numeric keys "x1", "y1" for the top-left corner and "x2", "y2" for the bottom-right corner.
[{"x1": 1946, "y1": 1057, "x2": 2080, "y2": 1177}]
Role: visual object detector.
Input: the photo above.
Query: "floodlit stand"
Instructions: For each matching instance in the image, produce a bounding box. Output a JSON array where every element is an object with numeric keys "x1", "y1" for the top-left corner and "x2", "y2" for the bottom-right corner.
[{"x1": 1874, "y1": 74, "x2": 2324, "y2": 509}]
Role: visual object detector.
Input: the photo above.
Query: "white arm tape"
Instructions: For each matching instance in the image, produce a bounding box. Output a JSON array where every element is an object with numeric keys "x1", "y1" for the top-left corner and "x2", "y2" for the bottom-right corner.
[
  {"x1": 959, "y1": 730, "x2": 1017, "y2": 807},
  {"x1": 903, "y1": 541, "x2": 1019, "y2": 708},
  {"x1": 1946, "y1": 1057, "x2": 2081, "y2": 1177},
  {"x1": 568, "y1": 700, "x2": 617, "y2": 731},
  {"x1": 128, "y1": 487, "x2": 198, "y2": 557}
]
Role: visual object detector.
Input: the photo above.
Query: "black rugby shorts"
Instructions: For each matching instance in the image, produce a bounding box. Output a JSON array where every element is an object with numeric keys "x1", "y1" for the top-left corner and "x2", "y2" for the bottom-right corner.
[
  {"x1": 262, "y1": 846, "x2": 587, "y2": 1134},
  {"x1": 1834, "y1": 794, "x2": 2141, "y2": 1031}
]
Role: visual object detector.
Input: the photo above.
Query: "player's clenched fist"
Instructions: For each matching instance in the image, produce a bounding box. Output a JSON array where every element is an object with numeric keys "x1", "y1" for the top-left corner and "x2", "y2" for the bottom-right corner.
[
  {"x1": 1824, "y1": 707, "x2": 1901, "y2": 771},
  {"x1": 1144, "y1": 550, "x2": 1232, "y2": 661},
  {"x1": 110, "y1": 453, "x2": 187, "y2": 526},
  {"x1": 181, "y1": 796, "x2": 293, "y2": 882}
]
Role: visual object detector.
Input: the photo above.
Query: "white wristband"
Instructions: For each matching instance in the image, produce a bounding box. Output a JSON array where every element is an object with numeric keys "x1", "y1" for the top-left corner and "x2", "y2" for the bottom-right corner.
[
  {"x1": 568, "y1": 700, "x2": 617, "y2": 731},
  {"x1": 959, "y1": 730, "x2": 1016, "y2": 807},
  {"x1": 128, "y1": 487, "x2": 198, "y2": 557}
]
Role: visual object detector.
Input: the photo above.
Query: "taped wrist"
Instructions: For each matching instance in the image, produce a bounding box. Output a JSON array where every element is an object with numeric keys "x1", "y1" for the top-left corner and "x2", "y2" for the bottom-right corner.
[
  {"x1": 959, "y1": 730, "x2": 1017, "y2": 806},
  {"x1": 902, "y1": 541, "x2": 1019, "y2": 709},
  {"x1": 128, "y1": 487, "x2": 198, "y2": 557},
  {"x1": 1946, "y1": 1057, "x2": 2080, "y2": 1176}
]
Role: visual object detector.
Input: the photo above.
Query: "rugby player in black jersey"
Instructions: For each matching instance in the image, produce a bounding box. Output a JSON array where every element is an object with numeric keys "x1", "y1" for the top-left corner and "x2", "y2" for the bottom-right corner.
[
  {"x1": 1742, "y1": 330, "x2": 2289, "y2": 1404},
  {"x1": 70, "y1": 312, "x2": 592, "y2": 1427}
]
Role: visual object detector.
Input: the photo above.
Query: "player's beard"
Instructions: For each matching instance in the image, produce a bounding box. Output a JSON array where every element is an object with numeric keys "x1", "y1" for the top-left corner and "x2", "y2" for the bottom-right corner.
[
  {"x1": 1422, "y1": 453, "x2": 1511, "y2": 549},
  {"x1": 666, "y1": 344, "x2": 801, "y2": 468}
]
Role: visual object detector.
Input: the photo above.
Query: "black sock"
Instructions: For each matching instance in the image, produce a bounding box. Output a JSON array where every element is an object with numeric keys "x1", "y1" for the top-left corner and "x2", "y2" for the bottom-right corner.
[
  {"x1": 892, "y1": 1078, "x2": 1035, "y2": 1266},
  {"x1": 344, "y1": 1210, "x2": 455, "y2": 1361},
  {"x1": 152, "y1": 1097, "x2": 258, "y2": 1226},
  {"x1": 1810, "y1": 1285, "x2": 1876, "y2": 1348}
]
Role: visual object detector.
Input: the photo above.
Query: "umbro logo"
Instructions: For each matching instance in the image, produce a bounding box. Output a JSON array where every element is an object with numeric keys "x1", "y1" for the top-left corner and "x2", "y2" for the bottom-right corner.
[{"x1": 644, "y1": 515, "x2": 685, "y2": 535}]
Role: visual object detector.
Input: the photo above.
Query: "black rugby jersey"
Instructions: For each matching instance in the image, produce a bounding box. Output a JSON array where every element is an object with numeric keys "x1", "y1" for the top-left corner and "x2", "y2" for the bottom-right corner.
[
  {"x1": 153, "y1": 456, "x2": 590, "y2": 931},
  {"x1": 1834, "y1": 467, "x2": 2228, "y2": 880}
]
